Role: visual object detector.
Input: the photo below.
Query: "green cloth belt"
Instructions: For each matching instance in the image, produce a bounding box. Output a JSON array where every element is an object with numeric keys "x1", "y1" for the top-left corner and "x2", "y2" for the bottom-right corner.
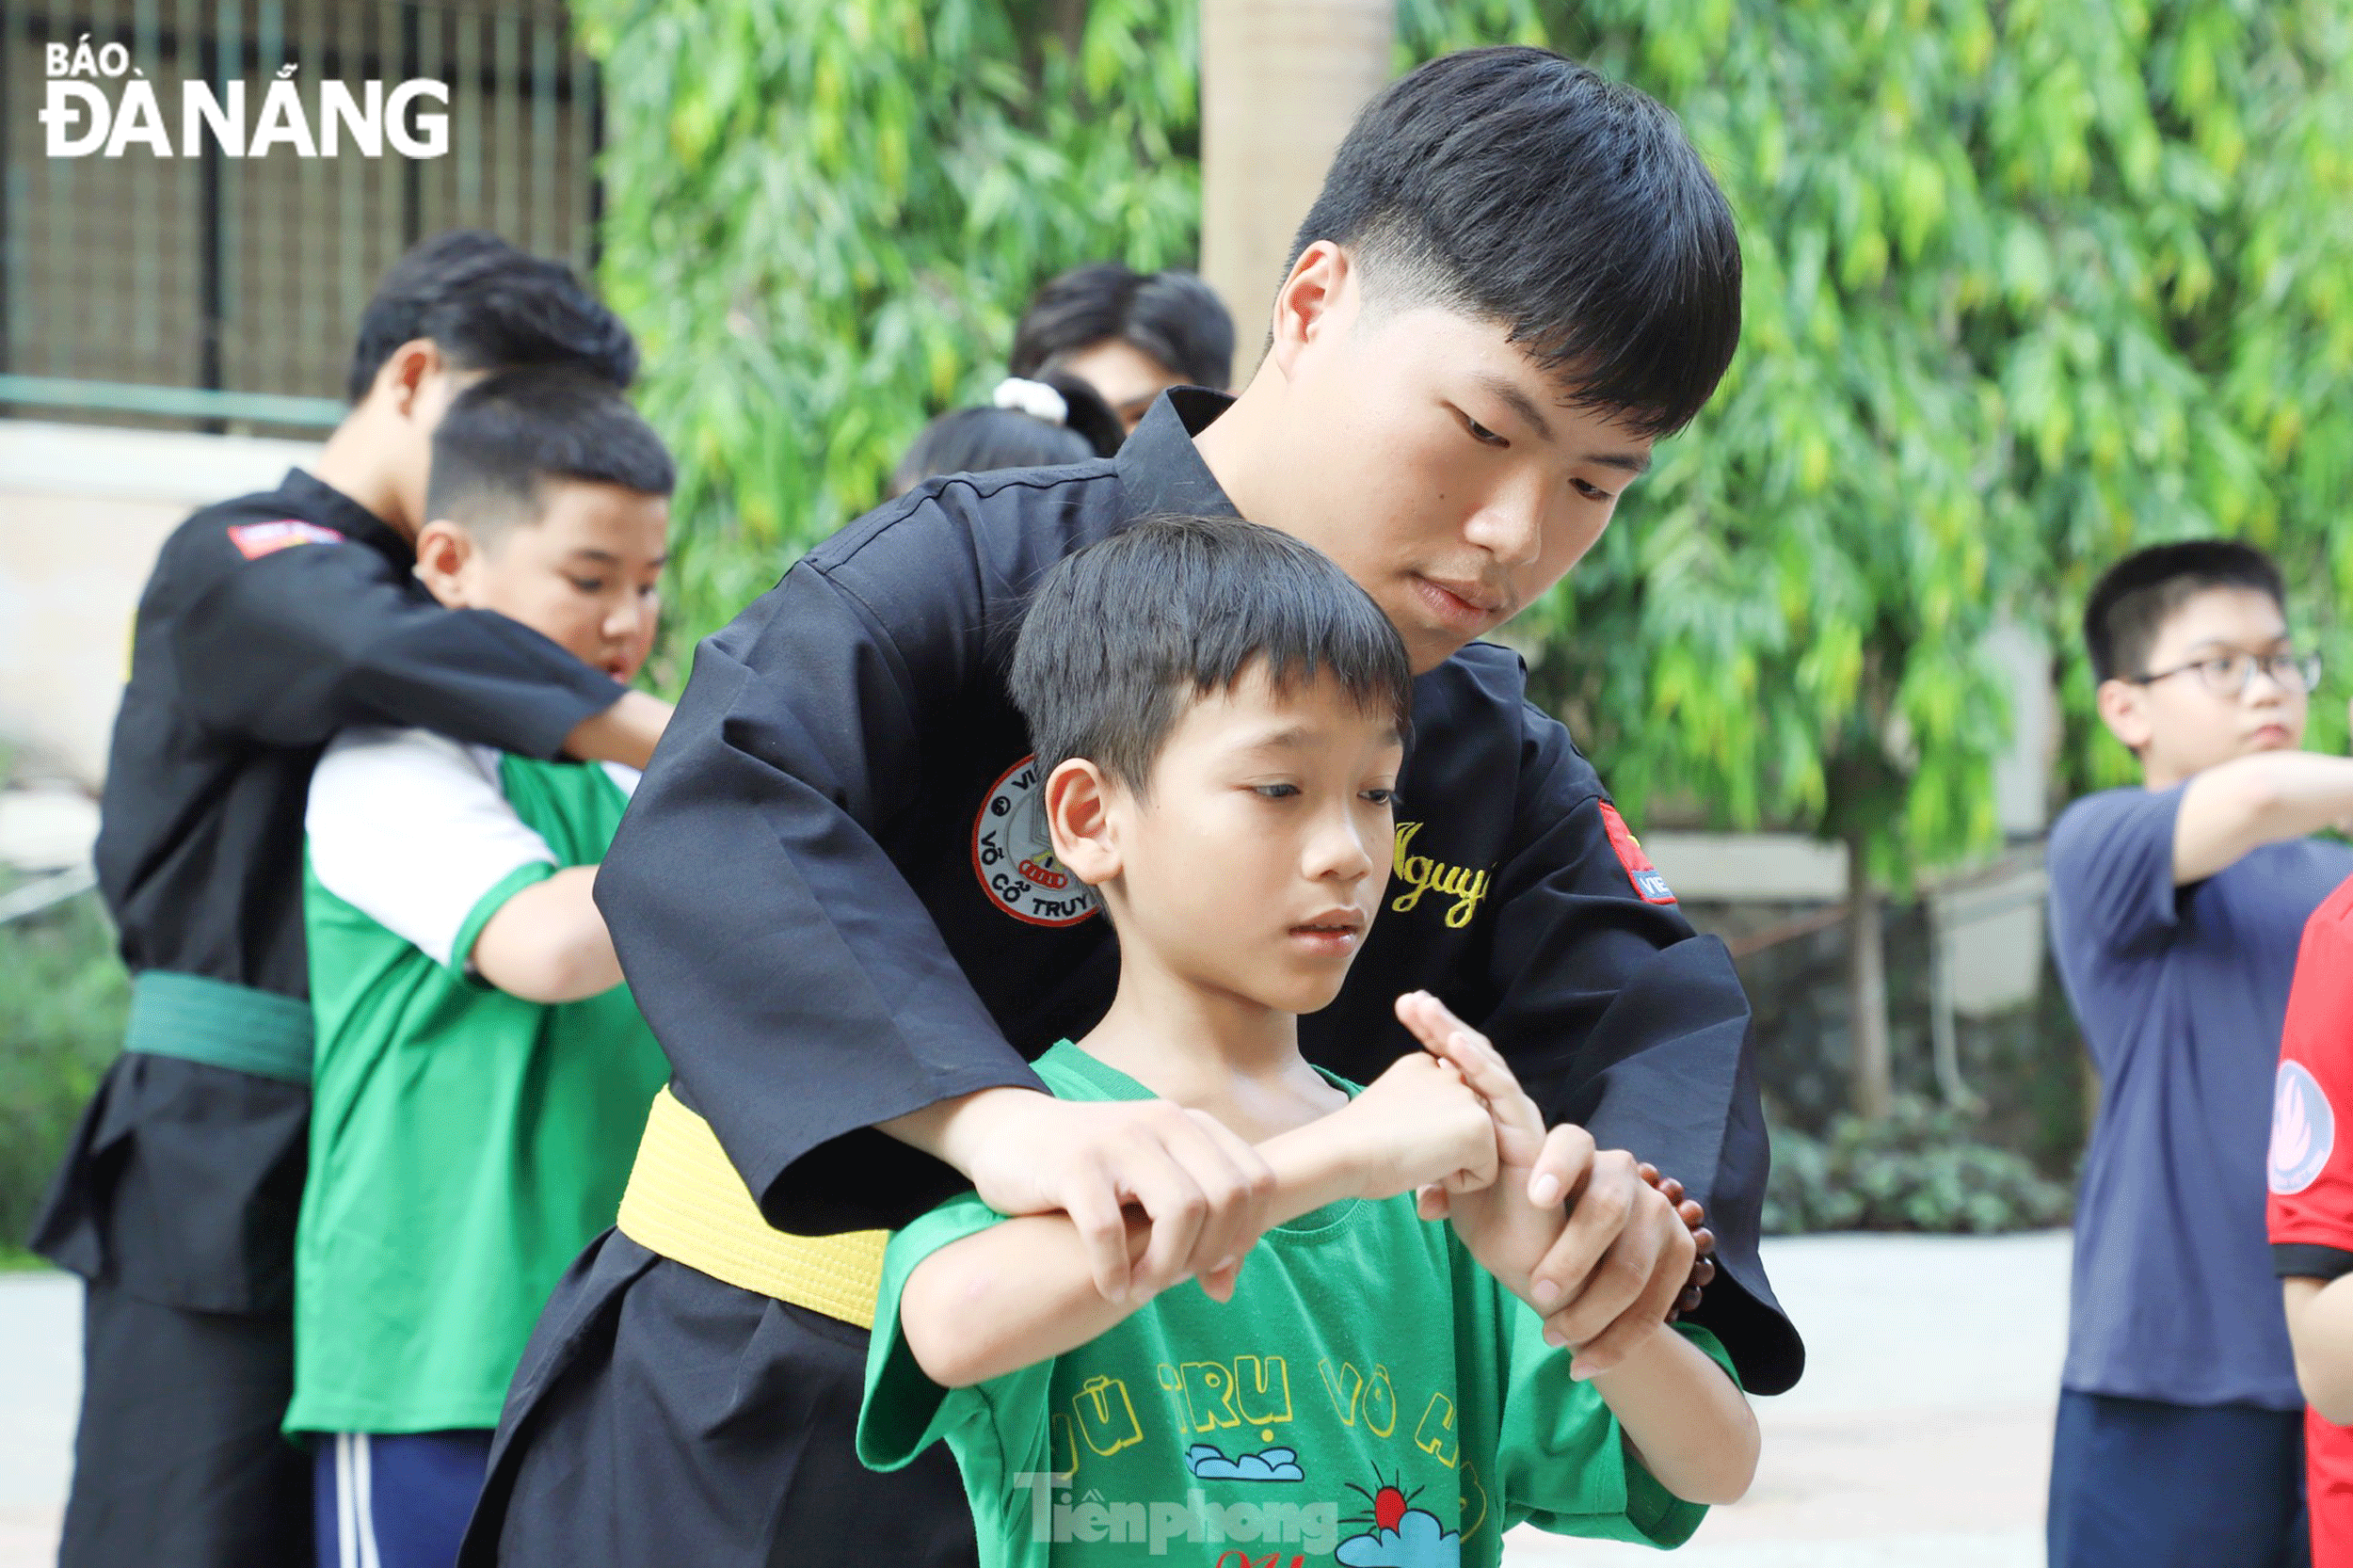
[{"x1": 124, "y1": 970, "x2": 313, "y2": 1085}]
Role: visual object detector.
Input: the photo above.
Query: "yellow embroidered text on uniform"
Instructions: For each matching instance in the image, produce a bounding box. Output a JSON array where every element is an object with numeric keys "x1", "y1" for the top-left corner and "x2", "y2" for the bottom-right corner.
[{"x1": 1390, "y1": 822, "x2": 1491, "y2": 929}]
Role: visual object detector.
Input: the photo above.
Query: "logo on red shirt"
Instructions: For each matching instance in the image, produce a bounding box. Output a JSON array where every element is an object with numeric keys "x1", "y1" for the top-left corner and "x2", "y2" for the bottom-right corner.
[
  {"x1": 1598, "y1": 803, "x2": 1675, "y2": 904},
  {"x1": 227, "y1": 520, "x2": 344, "y2": 559},
  {"x1": 2270, "y1": 1060, "x2": 2335, "y2": 1196}
]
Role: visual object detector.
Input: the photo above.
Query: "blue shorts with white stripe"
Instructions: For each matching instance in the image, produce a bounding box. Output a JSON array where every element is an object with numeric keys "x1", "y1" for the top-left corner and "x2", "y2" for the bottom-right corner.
[{"x1": 315, "y1": 1430, "x2": 495, "y2": 1568}]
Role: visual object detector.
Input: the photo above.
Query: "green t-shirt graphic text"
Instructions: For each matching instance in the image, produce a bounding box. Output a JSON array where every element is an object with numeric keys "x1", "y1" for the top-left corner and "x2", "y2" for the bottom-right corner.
[{"x1": 861, "y1": 1041, "x2": 1733, "y2": 1567}]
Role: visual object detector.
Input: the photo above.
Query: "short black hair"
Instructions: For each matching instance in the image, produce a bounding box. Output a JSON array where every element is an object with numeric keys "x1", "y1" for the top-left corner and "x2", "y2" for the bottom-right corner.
[
  {"x1": 1288, "y1": 46, "x2": 1740, "y2": 440},
  {"x1": 2082, "y1": 539, "x2": 2288, "y2": 682},
  {"x1": 887, "y1": 372, "x2": 1118, "y2": 499},
  {"x1": 1010, "y1": 516, "x2": 1414, "y2": 795},
  {"x1": 425, "y1": 367, "x2": 675, "y2": 540},
  {"x1": 346, "y1": 230, "x2": 638, "y2": 402},
  {"x1": 1011, "y1": 264, "x2": 1237, "y2": 391}
]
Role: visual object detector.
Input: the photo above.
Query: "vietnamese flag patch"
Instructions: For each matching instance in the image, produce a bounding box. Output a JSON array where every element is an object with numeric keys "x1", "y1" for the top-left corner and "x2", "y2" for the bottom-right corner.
[
  {"x1": 1598, "y1": 802, "x2": 1676, "y2": 904},
  {"x1": 228, "y1": 520, "x2": 344, "y2": 559}
]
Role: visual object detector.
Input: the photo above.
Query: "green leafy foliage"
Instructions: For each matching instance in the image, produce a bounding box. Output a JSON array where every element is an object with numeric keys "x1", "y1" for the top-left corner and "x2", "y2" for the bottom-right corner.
[
  {"x1": 0, "y1": 892, "x2": 129, "y2": 1252},
  {"x1": 1764, "y1": 1098, "x2": 2075, "y2": 1234},
  {"x1": 1410, "y1": 0, "x2": 2353, "y2": 878},
  {"x1": 592, "y1": 0, "x2": 2353, "y2": 872},
  {"x1": 581, "y1": 0, "x2": 1202, "y2": 687}
]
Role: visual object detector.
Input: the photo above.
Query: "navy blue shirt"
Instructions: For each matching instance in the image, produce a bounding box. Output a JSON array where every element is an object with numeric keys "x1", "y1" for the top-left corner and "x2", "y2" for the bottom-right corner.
[{"x1": 2049, "y1": 783, "x2": 2353, "y2": 1407}]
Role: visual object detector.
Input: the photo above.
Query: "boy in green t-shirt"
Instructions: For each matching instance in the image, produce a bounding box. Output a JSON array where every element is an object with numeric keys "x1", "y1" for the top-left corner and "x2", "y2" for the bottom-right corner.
[
  {"x1": 857, "y1": 517, "x2": 1756, "y2": 1567},
  {"x1": 287, "y1": 367, "x2": 676, "y2": 1568}
]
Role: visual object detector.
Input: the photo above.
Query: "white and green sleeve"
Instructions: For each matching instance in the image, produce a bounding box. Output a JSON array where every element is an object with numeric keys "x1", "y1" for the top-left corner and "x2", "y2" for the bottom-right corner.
[{"x1": 306, "y1": 726, "x2": 558, "y2": 972}]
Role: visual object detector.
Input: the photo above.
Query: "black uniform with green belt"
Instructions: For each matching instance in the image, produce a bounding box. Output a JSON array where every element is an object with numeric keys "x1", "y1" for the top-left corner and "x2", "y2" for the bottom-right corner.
[{"x1": 30, "y1": 469, "x2": 625, "y2": 1568}]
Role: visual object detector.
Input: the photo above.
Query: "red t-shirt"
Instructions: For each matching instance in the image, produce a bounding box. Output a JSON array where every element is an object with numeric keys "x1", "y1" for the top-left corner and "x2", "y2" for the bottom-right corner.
[{"x1": 2269, "y1": 872, "x2": 2353, "y2": 1568}]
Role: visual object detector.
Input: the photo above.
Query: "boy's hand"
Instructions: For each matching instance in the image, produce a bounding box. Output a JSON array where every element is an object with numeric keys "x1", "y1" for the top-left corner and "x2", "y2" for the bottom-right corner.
[
  {"x1": 1393, "y1": 991, "x2": 1567, "y2": 1304},
  {"x1": 1395, "y1": 991, "x2": 1697, "y2": 1376},
  {"x1": 1330, "y1": 1051, "x2": 1499, "y2": 1203}
]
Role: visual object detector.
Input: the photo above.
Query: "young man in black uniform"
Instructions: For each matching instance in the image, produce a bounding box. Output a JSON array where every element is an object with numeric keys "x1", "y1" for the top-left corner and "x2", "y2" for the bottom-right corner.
[
  {"x1": 29, "y1": 231, "x2": 673, "y2": 1568},
  {"x1": 467, "y1": 48, "x2": 1797, "y2": 1568}
]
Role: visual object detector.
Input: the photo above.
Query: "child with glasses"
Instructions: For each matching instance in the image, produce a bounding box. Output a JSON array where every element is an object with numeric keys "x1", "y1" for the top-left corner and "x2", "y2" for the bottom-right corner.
[{"x1": 2047, "y1": 538, "x2": 2352, "y2": 1568}]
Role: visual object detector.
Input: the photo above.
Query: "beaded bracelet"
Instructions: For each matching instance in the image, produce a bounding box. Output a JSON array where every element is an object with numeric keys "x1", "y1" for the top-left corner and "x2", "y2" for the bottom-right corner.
[{"x1": 1639, "y1": 1161, "x2": 1718, "y2": 1322}]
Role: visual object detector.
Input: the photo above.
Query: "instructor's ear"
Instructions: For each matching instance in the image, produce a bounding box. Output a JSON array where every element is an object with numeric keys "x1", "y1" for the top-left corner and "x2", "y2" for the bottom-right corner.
[
  {"x1": 1043, "y1": 759, "x2": 1122, "y2": 888},
  {"x1": 411, "y1": 520, "x2": 476, "y2": 610},
  {"x1": 1267, "y1": 241, "x2": 1351, "y2": 381},
  {"x1": 374, "y1": 337, "x2": 446, "y2": 419}
]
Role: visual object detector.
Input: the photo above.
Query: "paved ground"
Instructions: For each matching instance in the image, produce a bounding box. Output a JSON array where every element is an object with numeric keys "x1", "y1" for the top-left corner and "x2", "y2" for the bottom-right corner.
[
  {"x1": 0, "y1": 1271, "x2": 77, "y2": 1568},
  {"x1": 0, "y1": 1230, "x2": 2072, "y2": 1565},
  {"x1": 1513, "y1": 1229, "x2": 2068, "y2": 1565}
]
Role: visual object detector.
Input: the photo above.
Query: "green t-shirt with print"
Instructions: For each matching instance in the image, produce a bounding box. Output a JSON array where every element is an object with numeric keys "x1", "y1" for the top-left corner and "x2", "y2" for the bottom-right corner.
[
  {"x1": 286, "y1": 728, "x2": 669, "y2": 1435},
  {"x1": 860, "y1": 1041, "x2": 1733, "y2": 1568}
]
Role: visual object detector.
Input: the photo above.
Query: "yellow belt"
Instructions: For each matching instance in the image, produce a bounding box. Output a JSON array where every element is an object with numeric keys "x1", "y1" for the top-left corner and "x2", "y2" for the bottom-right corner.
[{"x1": 615, "y1": 1086, "x2": 888, "y2": 1329}]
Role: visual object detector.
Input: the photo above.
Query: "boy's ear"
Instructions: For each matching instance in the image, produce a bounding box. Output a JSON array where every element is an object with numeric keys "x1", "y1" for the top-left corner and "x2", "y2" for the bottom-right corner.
[
  {"x1": 2095, "y1": 677, "x2": 2152, "y2": 755},
  {"x1": 1043, "y1": 758, "x2": 1122, "y2": 887},
  {"x1": 410, "y1": 520, "x2": 475, "y2": 609},
  {"x1": 1267, "y1": 241, "x2": 1351, "y2": 380}
]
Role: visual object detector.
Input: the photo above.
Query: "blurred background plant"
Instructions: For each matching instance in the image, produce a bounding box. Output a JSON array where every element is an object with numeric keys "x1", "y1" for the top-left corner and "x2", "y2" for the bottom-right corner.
[
  {"x1": 1479, "y1": 0, "x2": 2353, "y2": 1121},
  {"x1": 578, "y1": 0, "x2": 1202, "y2": 687},
  {"x1": 1764, "y1": 1096, "x2": 2075, "y2": 1235},
  {"x1": 0, "y1": 883, "x2": 127, "y2": 1264}
]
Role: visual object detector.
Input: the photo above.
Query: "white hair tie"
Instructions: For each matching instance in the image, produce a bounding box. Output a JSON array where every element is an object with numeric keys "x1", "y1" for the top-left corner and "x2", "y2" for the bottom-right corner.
[{"x1": 992, "y1": 376, "x2": 1069, "y2": 426}]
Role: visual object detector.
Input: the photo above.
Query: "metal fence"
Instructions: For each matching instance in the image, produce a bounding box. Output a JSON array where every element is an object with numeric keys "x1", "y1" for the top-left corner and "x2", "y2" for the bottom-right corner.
[{"x1": 0, "y1": 0, "x2": 597, "y2": 433}]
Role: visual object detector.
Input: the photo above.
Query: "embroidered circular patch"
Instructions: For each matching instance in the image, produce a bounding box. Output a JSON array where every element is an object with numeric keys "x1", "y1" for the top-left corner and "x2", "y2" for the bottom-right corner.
[
  {"x1": 2270, "y1": 1060, "x2": 2335, "y2": 1196},
  {"x1": 970, "y1": 755, "x2": 1100, "y2": 929}
]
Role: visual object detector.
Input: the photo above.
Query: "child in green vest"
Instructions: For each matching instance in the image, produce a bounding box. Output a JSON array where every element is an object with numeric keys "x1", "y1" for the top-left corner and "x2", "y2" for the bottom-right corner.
[
  {"x1": 286, "y1": 366, "x2": 675, "y2": 1568},
  {"x1": 858, "y1": 517, "x2": 1755, "y2": 1566}
]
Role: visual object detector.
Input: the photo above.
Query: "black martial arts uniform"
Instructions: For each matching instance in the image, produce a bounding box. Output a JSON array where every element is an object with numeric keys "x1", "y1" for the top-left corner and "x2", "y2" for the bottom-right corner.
[
  {"x1": 30, "y1": 470, "x2": 627, "y2": 1568},
  {"x1": 462, "y1": 392, "x2": 1802, "y2": 1568}
]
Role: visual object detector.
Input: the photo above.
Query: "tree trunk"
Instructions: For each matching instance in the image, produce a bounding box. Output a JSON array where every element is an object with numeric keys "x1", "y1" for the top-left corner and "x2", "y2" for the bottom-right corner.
[
  {"x1": 1198, "y1": 0, "x2": 1392, "y2": 383},
  {"x1": 1847, "y1": 829, "x2": 1894, "y2": 1121}
]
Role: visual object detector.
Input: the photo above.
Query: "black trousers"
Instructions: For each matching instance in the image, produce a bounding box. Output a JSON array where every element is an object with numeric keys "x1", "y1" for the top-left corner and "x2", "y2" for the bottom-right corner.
[
  {"x1": 461, "y1": 1228, "x2": 977, "y2": 1568},
  {"x1": 57, "y1": 1279, "x2": 312, "y2": 1568},
  {"x1": 39, "y1": 1055, "x2": 313, "y2": 1568}
]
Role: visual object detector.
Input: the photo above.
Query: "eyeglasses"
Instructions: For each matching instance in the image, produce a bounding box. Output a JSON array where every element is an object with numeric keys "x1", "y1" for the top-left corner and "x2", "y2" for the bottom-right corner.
[{"x1": 2129, "y1": 650, "x2": 2323, "y2": 697}]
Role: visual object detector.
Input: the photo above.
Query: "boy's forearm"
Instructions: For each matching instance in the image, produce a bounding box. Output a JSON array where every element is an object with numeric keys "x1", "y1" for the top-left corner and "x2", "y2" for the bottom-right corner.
[
  {"x1": 471, "y1": 866, "x2": 625, "y2": 1002},
  {"x1": 1256, "y1": 1114, "x2": 1379, "y2": 1218},
  {"x1": 2284, "y1": 1276, "x2": 2353, "y2": 1424},
  {"x1": 1586, "y1": 1325, "x2": 1758, "y2": 1506},
  {"x1": 902, "y1": 1116, "x2": 1371, "y2": 1388},
  {"x1": 903, "y1": 1211, "x2": 1155, "y2": 1387},
  {"x1": 2176, "y1": 753, "x2": 2353, "y2": 884}
]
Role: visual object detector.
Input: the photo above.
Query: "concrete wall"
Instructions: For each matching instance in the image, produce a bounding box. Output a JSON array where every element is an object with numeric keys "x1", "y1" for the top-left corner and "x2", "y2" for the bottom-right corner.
[
  {"x1": 0, "y1": 420, "x2": 319, "y2": 786},
  {"x1": 1647, "y1": 832, "x2": 2048, "y2": 1018}
]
